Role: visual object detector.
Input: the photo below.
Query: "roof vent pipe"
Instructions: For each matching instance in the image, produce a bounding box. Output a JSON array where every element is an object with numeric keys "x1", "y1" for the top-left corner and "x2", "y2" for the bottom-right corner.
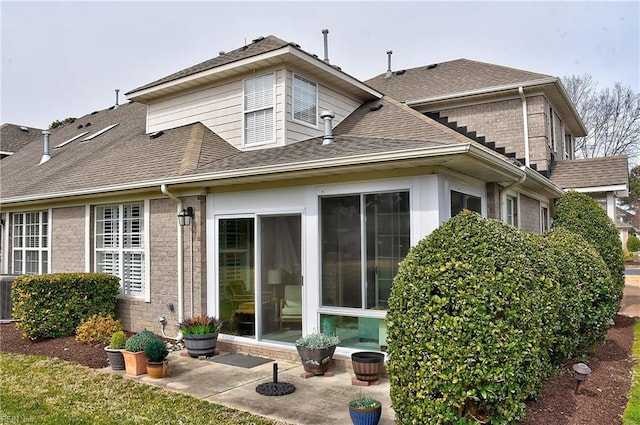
[
  {"x1": 39, "y1": 130, "x2": 51, "y2": 165},
  {"x1": 114, "y1": 89, "x2": 120, "y2": 108},
  {"x1": 322, "y1": 29, "x2": 330, "y2": 63},
  {"x1": 385, "y1": 50, "x2": 393, "y2": 78},
  {"x1": 320, "y1": 110, "x2": 335, "y2": 145}
]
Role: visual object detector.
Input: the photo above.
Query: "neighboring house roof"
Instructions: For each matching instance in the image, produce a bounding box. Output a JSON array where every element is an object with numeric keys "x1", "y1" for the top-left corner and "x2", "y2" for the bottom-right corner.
[
  {"x1": 365, "y1": 58, "x2": 551, "y2": 102},
  {"x1": 365, "y1": 58, "x2": 586, "y2": 136},
  {"x1": 550, "y1": 156, "x2": 629, "y2": 193},
  {"x1": 0, "y1": 123, "x2": 42, "y2": 156}
]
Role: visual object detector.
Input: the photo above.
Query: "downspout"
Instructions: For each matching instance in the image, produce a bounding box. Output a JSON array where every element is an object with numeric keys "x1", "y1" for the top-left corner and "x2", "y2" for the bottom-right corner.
[
  {"x1": 160, "y1": 184, "x2": 184, "y2": 341},
  {"x1": 499, "y1": 166, "x2": 527, "y2": 222},
  {"x1": 518, "y1": 87, "x2": 531, "y2": 167}
]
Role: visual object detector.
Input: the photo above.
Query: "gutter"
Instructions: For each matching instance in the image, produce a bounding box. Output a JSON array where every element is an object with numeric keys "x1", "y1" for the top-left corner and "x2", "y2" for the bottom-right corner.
[
  {"x1": 518, "y1": 87, "x2": 531, "y2": 167},
  {"x1": 159, "y1": 184, "x2": 184, "y2": 341}
]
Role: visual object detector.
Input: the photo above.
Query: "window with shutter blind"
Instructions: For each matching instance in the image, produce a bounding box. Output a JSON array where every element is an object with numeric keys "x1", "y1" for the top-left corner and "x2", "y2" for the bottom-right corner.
[
  {"x1": 96, "y1": 203, "x2": 145, "y2": 298},
  {"x1": 12, "y1": 211, "x2": 49, "y2": 275},
  {"x1": 244, "y1": 73, "x2": 275, "y2": 145},
  {"x1": 293, "y1": 74, "x2": 317, "y2": 126}
]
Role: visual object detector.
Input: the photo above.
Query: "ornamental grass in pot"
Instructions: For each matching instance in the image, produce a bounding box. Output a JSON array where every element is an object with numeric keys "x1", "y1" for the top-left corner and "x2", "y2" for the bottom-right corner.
[
  {"x1": 349, "y1": 391, "x2": 382, "y2": 425},
  {"x1": 104, "y1": 330, "x2": 127, "y2": 370},
  {"x1": 180, "y1": 315, "x2": 223, "y2": 358},
  {"x1": 295, "y1": 332, "x2": 340, "y2": 375},
  {"x1": 144, "y1": 338, "x2": 170, "y2": 378}
]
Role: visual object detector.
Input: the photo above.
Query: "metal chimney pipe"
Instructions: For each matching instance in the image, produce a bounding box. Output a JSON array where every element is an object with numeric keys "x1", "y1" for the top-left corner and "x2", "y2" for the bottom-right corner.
[
  {"x1": 320, "y1": 110, "x2": 335, "y2": 145},
  {"x1": 39, "y1": 130, "x2": 51, "y2": 165},
  {"x1": 114, "y1": 89, "x2": 120, "y2": 108},
  {"x1": 322, "y1": 29, "x2": 330, "y2": 63},
  {"x1": 384, "y1": 50, "x2": 393, "y2": 78}
]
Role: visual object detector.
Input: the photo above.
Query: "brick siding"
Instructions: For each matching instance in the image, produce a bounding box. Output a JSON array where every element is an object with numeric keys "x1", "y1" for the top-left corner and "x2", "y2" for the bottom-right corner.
[
  {"x1": 519, "y1": 194, "x2": 541, "y2": 234},
  {"x1": 51, "y1": 206, "x2": 85, "y2": 272}
]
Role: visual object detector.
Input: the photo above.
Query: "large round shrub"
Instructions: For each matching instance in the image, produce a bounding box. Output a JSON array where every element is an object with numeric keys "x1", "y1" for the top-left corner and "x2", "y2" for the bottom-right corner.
[
  {"x1": 387, "y1": 211, "x2": 555, "y2": 424},
  {"x1": 628, "y1": 234, "x2": 640, "y2": 253},
  {"x1": 544, "y1": 228, "x2": 614, "y2": 355},
  {"x1": 551, "y1": 191, "x2": 624, "y2": 315}
]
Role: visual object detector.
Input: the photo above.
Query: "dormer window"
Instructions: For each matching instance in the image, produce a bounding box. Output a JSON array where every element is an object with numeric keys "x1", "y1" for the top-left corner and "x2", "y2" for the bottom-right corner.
[
  {"x1": 244, "y1": 73, "x2": 275, "y2": 145},
  {"x1": 293, "y1": 74, "x2": 317, "y2": 126}
]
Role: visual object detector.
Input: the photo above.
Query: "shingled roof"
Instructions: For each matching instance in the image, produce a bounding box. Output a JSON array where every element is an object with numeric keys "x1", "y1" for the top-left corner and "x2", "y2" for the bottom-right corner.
[
  {"x1": 550, "y1": 156, "x2": 629, "y2": 190},
  {"x1": 0, "y1": 123, "x2": 42, "y2": 155},
  {"x1": 128, "y1": 35, "x2": 290, "y2": 94},
  {"x1": 365, "y1": 58, "x2": 552, "y2": 103}
]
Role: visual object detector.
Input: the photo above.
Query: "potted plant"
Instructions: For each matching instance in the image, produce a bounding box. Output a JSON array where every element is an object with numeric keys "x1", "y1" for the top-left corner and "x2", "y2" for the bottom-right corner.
[
  {"x1": 123, "y1": 329, "x2": 160, "y2": 376},
  {"x1": 144, "y1": 338, "x2": 169, "y2": 378},
  {"x1": 349, "y1": 391, "x2": 382, "y2": 425},
  {"x1": 104, "y1": 330, "x2": 127, "y2": 370},
  {"x1": 295, "y1": 332, "x2": 340, "y2": 375},
  {"x1": 180, "y1": 315, "x2": 222, "y2": 358}
]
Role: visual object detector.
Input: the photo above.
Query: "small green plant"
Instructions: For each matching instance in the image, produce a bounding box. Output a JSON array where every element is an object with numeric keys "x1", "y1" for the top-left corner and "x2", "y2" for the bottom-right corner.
[
  {"x1": 349, "y1": 391, "x2": 381, "y2": 409},
  {"x1": 109, "y1": 331, "x2": 127, "y2": 349},
  {"x1": 179, "y1": 316, "x2": 223, "y2": 335},
  {"x1": 75, "y1": 314, "x2": 122, "y2": 345},
  {"x1": 627, "y1": 235, "x2": 640, "y2": 253},
  {"x1": 295, "y1": 332, "x2": 340, "y2": 349},
  {"x1": 144, "y1": 338, "x2": 169, "y2": 362},
  {"x1": 124, "y1": 330, "x2": 161, "y2": 353}
]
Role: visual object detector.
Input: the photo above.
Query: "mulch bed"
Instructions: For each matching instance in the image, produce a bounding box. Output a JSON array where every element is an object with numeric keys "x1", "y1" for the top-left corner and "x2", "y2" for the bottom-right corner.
[{"x1": 0, "y1": 315, "x2": 636, "y2": 424}]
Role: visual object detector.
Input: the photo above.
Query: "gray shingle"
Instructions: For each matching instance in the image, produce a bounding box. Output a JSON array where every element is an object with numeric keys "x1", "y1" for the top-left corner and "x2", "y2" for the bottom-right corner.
[{"x1": 550, "y1": 156, "x2": 629, "y2": 189}]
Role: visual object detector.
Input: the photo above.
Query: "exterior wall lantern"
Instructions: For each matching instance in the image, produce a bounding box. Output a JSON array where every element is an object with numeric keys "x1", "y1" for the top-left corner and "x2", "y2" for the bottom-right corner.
[
  {"x1": 178, "y1": 207, "x2": 194, "y2": 227},
  {"x1": 572, "y1": 362, "x2": 592, "y2": 395}
]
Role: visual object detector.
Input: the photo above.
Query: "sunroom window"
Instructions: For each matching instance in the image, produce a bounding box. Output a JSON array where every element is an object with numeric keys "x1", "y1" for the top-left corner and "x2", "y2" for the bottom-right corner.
[
  {"x1": 320, "y1": 191, "x2": 410, "y2": 310},
  {"x1": 244, "y1": 73, "x2": 274, "y2": 145},
  {"x1": 95, "y1": 203, "x2": 145, "y2": 297},
  {"x1": 12, "y1": 211, "x2": 48, "y2": 275},
  {"x1": 451, "y1": 190, "x2": 481, "y2": 217}
]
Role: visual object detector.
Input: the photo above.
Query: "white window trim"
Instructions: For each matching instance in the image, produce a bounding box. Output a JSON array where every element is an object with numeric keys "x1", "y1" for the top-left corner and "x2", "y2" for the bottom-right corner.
[
  {"x1": 445, "y1": 179, "x2": 487, "y2": 219},
  {"x1": 292, "y1": 73, "x2": 318, "y2": 129},
  {"x1": 504, "y1": 192, "x2": 520, "y2": 228},
  {"x1": 242, "y1": 72, "x2": 276, "y2": 147},
  {"x1": 11, "y1": 210, "x2": 50, "y2": 275},
  {"x1": 540, "y1": 203, "x2": 549, "y2": 234}
]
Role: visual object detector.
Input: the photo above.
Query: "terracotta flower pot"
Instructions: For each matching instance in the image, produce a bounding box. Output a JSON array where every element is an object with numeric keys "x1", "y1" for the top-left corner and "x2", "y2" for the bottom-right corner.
[
  {"x1": 122, "y1": 350, "x2": 147, "y2": 376},
  {"x1": 146, "y1": 360, "x2": 169, "y2": 378}
]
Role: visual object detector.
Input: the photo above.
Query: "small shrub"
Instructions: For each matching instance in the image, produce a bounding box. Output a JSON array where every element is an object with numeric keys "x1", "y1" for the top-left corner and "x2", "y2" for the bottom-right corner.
[
  {"x1": 628, "y1": 235, "x2": 640, "y2": 253},
  {"x1": 109, "y1": 331, "x2": 127, "y2": 349},
  {"x1": 144, "y1": 338, "x2": 169, "y2": 362},
  {"x1": 125, "y1": 330, "x2": 161, "y2": 353},
  {"x1": 75, "y1": 314, "x2": 122, "y2": 345},
  {"x1": 12, "y1": 273, "x2": 120, "y2": 340}
]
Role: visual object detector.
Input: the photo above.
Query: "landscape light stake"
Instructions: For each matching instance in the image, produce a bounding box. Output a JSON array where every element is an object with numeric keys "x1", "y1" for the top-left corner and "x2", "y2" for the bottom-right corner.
[{"x1": 572, "y1": 362, "x2": 592, "y2": 395}]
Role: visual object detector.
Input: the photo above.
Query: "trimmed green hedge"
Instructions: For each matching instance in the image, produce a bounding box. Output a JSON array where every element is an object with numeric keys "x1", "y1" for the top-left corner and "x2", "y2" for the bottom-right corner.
[
  {"x1": 552, "y1": 191, "x2": 625, "y2": 313},
  {"x1": 387, "y1": 211, "x2": 557, "y2": 424},
  {"x1": 12, "y1": 273, "x2": 120, "y2": 340},
  {"x1": 628, "y1": 235, "x2": 640, "y2": 253}
]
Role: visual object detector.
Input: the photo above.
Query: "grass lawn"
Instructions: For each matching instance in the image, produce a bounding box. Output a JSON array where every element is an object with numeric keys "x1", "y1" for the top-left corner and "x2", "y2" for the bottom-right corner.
[
  {"x1": 0, "y1": 352, "x2": 288, "y2": 425},
  {"x1": 624, "y1": 319, "x2": 640, "y2": 425}
]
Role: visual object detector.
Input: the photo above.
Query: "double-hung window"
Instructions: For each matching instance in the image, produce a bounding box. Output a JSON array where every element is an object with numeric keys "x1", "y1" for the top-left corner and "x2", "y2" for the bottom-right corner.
[
  {"x1": 292, "y1": 74, "x2": 317, "y2": 126},
  {"x1": 12, "y1": 211, "x2": 48, "y2": 274},
  {"x1": 95, "y1": 203, "x2": 145, "y2": 298},
  {"x1": 506, "y1": 195, "x2": 519, "y2": 227},
  {"x1": 244, "y1": 73, "x2": 275, "y2": 145}
]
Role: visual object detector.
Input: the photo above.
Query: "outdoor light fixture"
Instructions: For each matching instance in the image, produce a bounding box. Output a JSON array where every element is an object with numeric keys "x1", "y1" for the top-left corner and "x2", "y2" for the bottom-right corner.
[
  {"x1": 572, "y1": 362, "x2": 592, "y2": 395},
  {"x1": 177, "y1": 206, "x2": 194, "y2": 226}
]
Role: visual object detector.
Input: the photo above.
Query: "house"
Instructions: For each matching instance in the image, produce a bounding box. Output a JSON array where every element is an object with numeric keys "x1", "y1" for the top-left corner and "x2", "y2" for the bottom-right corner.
[
  {"x1": 0, "y1": 34, "x2": 629, "y2": 357},
  {"x1": 615, "y1": 207, "x2": 638, "y2": 250}
]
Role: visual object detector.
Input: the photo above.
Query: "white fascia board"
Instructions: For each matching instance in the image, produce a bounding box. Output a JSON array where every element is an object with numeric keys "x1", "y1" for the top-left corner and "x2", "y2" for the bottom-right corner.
[
  {"x1": 405, "y1": 77, "x2": 558, "y2": 106},
  {"x1": 2, "y1": 143, "x2": 529, "y2": 205},
  {"x1": 127, "y1": 46, "x2": 383, "y2": 101},
  {"x1": 524, "y1": 168, "x2": 565, "y2": 197},
  {"x1": 0, "y1": 151, "x2": 14, "y2": 156}
]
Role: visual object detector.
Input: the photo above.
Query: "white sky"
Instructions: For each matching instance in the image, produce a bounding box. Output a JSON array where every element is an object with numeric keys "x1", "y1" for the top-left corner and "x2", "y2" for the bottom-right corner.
[{"x1": 1, "y1": 1, "x2": 638, "y2": 129}]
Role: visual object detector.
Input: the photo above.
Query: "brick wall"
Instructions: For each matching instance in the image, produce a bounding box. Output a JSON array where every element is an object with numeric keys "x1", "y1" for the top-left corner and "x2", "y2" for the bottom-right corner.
[
  {"x1": 486, "y1": 183, "x2": 500, "y2": 219},
  {"x1": 519, "y1": 194, "x2": 541, "y2": 234},
  {"x1": 51, "y1": 206, "x2": 85, "y2": 272}
]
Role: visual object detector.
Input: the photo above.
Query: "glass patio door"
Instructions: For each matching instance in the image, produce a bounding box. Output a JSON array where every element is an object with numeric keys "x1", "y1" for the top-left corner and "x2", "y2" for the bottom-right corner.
[{"x1": 259, "y1": 215, "x2": 302, "y2": 343}]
